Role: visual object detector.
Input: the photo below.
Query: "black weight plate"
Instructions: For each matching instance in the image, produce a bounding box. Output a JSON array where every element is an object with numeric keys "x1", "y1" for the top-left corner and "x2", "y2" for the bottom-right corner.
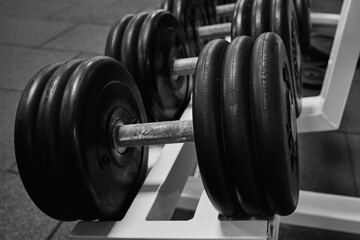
[
  {"x1": 270, "y1": 0, "x2": 302, "y2": 117},
  {"x1": 138, "y1": 10, "x2": 192, "y2": 121},
  {"x1": 302, "y1": 64, "x2": 325, "y2": 89},
  {"x1": 36, "y1": 59, "x2": 95, "y2": 221},
  {"x1": 231, "y1": 0, "x2": 253, "y2": 39},
  {"x1": 173, "y1": 0, "x2": 209, "y2": 56},
  {"x1": 59, "y1": 56, "x2": 148, "y2": 220},
  {"x1": 194, "y1": 39, "x2": 245, "y2": 217},
  {"x1": 14, "y1": 62, "x2": 73, "y2": 220},
  {"x1": 294, "y1": 0, "x2": 311, "y2": 52},
  {"x1": 309, "y1": 32, "x2": 333, "y2": 62},
  {"x1": 221, "y1": 36, "x2": 270, "y2": 217},
  {"x1": 161, "y1": 0, "x2": 175, "y2": 12},
  {"x1": 105, "y1": 14, "x2": 134, "y2": 61},
  {"x1": 251, "y1": 32, "x2": 299, "y2": 216},
  {"x1": 251, "y1": 0, "x2": 271, "y2": 39},
  {"x1": 200, "y1": 0, "x2": 217, "y2": 25},
  {"x1": 121, "y1": 12, "x2": 149, "y2": 85}
]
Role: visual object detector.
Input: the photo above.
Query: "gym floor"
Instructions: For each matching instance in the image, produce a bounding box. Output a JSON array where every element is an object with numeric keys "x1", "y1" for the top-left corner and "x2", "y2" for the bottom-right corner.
[{"x1": 0, "y1": 0, "x2": 359, "y2": 239}]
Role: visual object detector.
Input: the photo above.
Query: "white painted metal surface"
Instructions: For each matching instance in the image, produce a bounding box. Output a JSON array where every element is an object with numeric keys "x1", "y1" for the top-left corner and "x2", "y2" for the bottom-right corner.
[
  {"x1": 70, "y1": 0, "x2": 360, "y2": 239},
  {"x1": 298, "y1": 0, "x2": 360, "y2": 133},
  {"x1": 281, "y1": 191, "x2": 360, "y2": 235},
  {"x1": 71, "y1": 218, "x2": 271, "y2": 240}
]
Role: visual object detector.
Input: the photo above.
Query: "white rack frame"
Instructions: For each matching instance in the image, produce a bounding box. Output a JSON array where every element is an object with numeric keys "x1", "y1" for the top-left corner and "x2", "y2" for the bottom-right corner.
[
  {"x1": 70, "y1": 0, "x2": 360, "y2": 239},
  {"x1": 298, "y1": 0, "x2": 360, "y2": 133}
]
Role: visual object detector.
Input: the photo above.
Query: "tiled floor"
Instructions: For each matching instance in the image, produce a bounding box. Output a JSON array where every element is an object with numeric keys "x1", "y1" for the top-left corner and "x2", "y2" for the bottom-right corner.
[
  {"x1": 0, "y1": 1, "x2": 161, "y2": 239},
  {"x1": 0, "y1": 0, "x2": 359, "y2": 239}
]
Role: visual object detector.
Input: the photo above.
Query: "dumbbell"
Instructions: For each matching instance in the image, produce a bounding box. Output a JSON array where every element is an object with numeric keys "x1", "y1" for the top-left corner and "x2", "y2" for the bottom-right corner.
[
  {"x1": 105, "y1": 1, "x2": 228, "y2": 59},
  {"x1": 15, "y1": 32, "x2": 299, "y2": 221},
  {"x1": 108, "y1": 0, "x2": 303, "y2": 57},
  {"x1": 200, "y1": 0, "x2": 237, "y2": 24},
  {"x1": 171, "y1": 0, "x2": 306, "y2": 116},
  {"x1": 106, "y1": 9, "x2": 301, "y2": 122},
  {"x1": 164, "y1": 0, "x2": 310, "y2": 51},
  {"x1": 168, "y1": 0, "x2": 304, "y2": 117},
  {"x1": 161, "y1": 0, "x2": 237, "y2": 24},
  {"x1": 209, "y1": 0, "x2": 341, "y2": 52}
]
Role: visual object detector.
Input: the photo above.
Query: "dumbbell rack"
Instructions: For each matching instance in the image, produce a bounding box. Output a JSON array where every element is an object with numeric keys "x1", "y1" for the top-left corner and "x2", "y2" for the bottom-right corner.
[{"x1": 70, "y1": 0, "x2": 360, "y2": 239}]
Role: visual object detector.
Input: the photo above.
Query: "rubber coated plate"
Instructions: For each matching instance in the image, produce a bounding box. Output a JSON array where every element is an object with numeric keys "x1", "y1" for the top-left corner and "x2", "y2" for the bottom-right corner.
[
  {"x1": 302, "y1": 64, "x2": 325, "y2": 89},
  {"x1": 251, "y1": 0, "x2": 271, "y2": 38},
  {"x1": 309, "y1": 32, "x2": 333, "y2": 62},
  {"x1": 194, "y1": 39, "x2": 246, "y2": 217},
  {"x1": 221, "y1": 36, "x2": 270, "y2": 217},
  {"x1": 161, "y1": 0, "x2": 175, "y2": 12},
  {"x1": 231, "y1": 0, "x2": 253, "y2": 39},
  {"x1": 121, "y1": 12, "x2": 149, "y2": 85},
  {"x1": 173, "y1": 0, "x2": 209, "y2": 56},
  {"x1": 270, "y1": 0, "x2": 302, "y2": 116},
  {"x1": 105, "y1": 14, "x2": 134, "y2": 61},
  {"x1": 250, "y1": 33, "x2": 299, "y2": 216},
  {"x1": 138, "y1": 10, "x2": 192, "y2": 121},
  {"x1": 59, "y1": 56, "x2": 148, "y2": 220},
  {"x1": 14, "y1": 62, "x2": 74, "y2": 220},
  {"x1": 294, "y1": 0, "x2": 311, "y2": 52},
  {"x1": 36, "y1": 59, "x2": 95, "y2": 221}
]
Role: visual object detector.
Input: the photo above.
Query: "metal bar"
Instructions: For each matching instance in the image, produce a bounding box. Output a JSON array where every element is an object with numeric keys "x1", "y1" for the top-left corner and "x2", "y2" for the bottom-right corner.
[
  {"x1": 215, "y1": 3, "x2": 235, "y2": 17},
  {"x1": 311, "y1": 12, "x2": 340, "y2": 26},
  {"x1": 172, "y1": 57, "x2": 198, "y2": 76},
  {"x1": 114, "y1": 120, "x2": 194, "y2": 148},
  {"x1": 197, "y1": 22, "x2": 231, "y2": 39},
  {"x1": 146, "y1": 142, "x2": 197, "y2": 221},
  {"x1": 177, "y1": 176, "x2": 204, "y2": 210}
]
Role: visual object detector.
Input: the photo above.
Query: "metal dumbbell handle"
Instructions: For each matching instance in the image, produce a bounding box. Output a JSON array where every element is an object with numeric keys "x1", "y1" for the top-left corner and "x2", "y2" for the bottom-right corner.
[
  {"x1": 197, "y1": 23, "x2": 232, "y2": 39},
  {"x1": 114, "y1": 120, "x2": 194, "y2": 148},
  {"x1": 311, "y1": 12, "x2": 340, "y2": 26},
  {"x1": 172, "y1": 57, "x2": 197, "y2": 76},
  {"x1": 215, "y1": 3, "x2": 236, "y2": 17},
  {"x1": 197, "y1": 12, "x2": 340, "y2": 40}
]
